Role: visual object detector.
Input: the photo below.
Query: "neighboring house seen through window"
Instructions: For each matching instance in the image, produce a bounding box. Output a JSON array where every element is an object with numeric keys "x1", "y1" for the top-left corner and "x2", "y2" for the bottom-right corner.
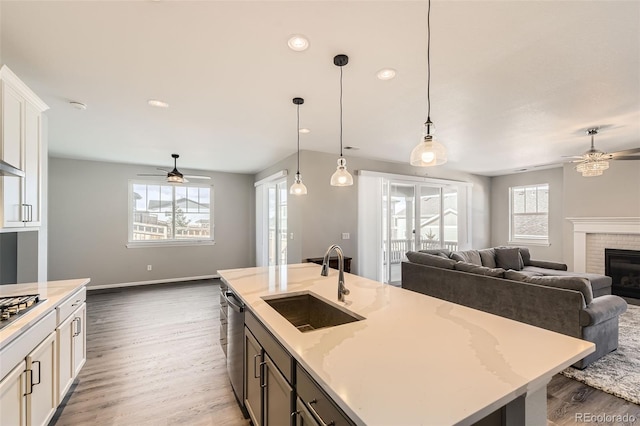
[
  {"x1": 509, "y1": 183, "x2": 549, "y2": 245},
  {"x1": 128, "y1": 182, "x2": 213, "y2": 245}
]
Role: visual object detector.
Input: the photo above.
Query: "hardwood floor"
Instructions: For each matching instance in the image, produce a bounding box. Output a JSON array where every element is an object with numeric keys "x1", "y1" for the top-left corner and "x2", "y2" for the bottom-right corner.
[
  {"x1": 50, "y1": 281, "x2": 639, "y2": 425},
  {"x1": 50, "y1": 281, "x2": 247, "y2": 426}
]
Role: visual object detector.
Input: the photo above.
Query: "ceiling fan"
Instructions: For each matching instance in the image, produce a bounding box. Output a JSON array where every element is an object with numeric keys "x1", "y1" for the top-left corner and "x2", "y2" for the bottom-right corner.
[
  {"x1": 564, "y1": 128, "x2": 640, "y2": 177},
  {"x1": 137, "y1": 154, "x2": 211, "y2": 183}
]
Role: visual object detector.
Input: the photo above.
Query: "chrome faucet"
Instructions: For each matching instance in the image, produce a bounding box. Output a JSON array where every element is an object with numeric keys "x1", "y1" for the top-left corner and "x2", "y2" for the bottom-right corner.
[{"x1": 320, "y1": 244, "x2": 350, "y2": 302}]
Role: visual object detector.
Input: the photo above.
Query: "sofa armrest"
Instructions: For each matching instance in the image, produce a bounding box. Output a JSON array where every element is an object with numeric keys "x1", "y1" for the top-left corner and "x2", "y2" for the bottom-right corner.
[
  {"x1": 580, "y1": 295, "x2": 628, "y2": 326},
  {"x1": 528, "y1": 259, "x2": 568, "y2": 271}
]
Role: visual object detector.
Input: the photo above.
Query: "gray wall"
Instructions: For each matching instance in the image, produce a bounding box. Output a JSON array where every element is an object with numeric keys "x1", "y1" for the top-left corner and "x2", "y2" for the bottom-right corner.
[
  {"x1": 490, "y1": 161, "x2": 640, "y2": 267},
  {"x1": 490, "y1": 167, "x2": 564, "y2": 261},
  {"x1": 255, "y1": 150, "x2": 491, "y2": 269},
  {"x1": 48, "y1": 157, "x2": 255, "y2": 287},
  {"x1": 562, "y1": 160, "x2": 640, "y2": 270}
]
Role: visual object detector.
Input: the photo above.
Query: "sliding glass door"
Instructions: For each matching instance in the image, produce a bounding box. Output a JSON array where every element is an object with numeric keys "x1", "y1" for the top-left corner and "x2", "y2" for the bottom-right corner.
[
  {"x1": 256, "y1": 174, "x2": 287, "y2": 267},
  {"x1": 383, "y1": 181, "x2": 459, "y2": 284}
]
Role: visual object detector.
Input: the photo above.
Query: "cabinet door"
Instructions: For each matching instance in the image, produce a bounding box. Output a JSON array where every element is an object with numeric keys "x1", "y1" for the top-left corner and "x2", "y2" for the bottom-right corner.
[
  {"x1": 244, "y1": 328, "x2": 263, "y2": 426},
  {"x1": 26, "y1": 331, "x2": 56, "y2": 426},
  {"x1": 294, "y1": 397, "x2": 320, "y2": 426},
  {"x1": 23, "y1": 101, "x2": 41, "y2": 226},
  {"x1": 263, "y1": 354, "x2": 293, "y2": 426},
  {"x1": 0, "y1": 360, "x2": 27, "y2": 426},
  {"x1": 72, "y1": 303, "x2": 87, "y2": 376},
  {"x1": 1, "y1": 81, "x2": 25, "y2": 227},
  {"x1": 56, "y1": 312, "x2": 75, "y2": 402}
]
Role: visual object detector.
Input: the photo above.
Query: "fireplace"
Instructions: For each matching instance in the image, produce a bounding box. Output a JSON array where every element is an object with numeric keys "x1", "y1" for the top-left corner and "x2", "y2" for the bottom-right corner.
[{"x1": 605, "y1": 248, "x2": 640, "y2": 298}]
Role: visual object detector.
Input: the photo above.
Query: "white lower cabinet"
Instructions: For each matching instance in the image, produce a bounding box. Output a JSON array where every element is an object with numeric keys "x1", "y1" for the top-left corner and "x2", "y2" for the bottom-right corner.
[
  {"x1": 26, "y1": 332, "x2": 57, "y2": 426},
  {"x1": 57, "y1": 303, "x2": 86, "y2": 401},
  {"x1": 0, "y1": 361, "x2": 27, "y2": 426}
]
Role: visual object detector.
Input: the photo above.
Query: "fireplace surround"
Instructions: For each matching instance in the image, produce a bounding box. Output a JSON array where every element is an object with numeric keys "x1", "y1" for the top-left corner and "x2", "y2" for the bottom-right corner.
[{"x1": 605, "y1": 248, "x2": 640, "y2": 298}]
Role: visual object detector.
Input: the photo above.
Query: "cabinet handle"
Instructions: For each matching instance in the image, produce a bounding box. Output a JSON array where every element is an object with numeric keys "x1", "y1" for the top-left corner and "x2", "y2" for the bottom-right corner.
[
  {"x1": 253, "y1": 354, "x2": 260, "y2": 379},
  {"x1": 307, "y1": 399, "x2": 335, "y2": 426},
  {"x1": 21, "y1": 204, "x2": 28, "y2": 222},
  {"x1": 28, "y1": 204, "x2": 33, "y2": 222},
  {"x1": 71, "y1": 299, "x2": 82, "y2": 307},
  {"x1": 31, "y1": 360, "x2": 42, "y2": 387},
  {"x1": 259, "y1": 361, "x2": 267, "y2": 388},
  {"x1": 73, "y1": 317, "x2": 82, "y2": 337},
  {"x1": 24, "y1": 369, "x2": 33, "y2": 396}
]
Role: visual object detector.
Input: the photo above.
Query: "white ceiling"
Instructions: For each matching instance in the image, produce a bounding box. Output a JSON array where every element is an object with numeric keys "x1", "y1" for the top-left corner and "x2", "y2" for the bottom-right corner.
[{"x1": 2, "y1": 1, "x2": 639, "y2": 176}]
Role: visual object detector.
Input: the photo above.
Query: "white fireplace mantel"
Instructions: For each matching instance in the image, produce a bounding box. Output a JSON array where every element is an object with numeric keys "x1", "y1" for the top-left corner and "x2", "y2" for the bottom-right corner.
[{"x1": 567, "y1": 217, "x2": 640, "y2": 272}]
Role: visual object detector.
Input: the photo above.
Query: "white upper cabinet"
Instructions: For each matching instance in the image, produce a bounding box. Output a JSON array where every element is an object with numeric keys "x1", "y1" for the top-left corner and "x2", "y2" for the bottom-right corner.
[{"x1": 0, "y1": 66, "x2": 48, "y2": 228}]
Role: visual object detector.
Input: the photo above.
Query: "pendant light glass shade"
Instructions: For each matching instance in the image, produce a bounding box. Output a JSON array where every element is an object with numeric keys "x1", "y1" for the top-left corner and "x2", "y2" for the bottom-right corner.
[
  {"x1": 330, "y1": 157, "x2": 354, "y2": 186},
  {"x1": 410, "y1": 120, "x2": 447, "y2": 166},
  {"x1": 290, "y1": 172, "x2": 307, "y2": 195},
  {"x1": 410, "y1": 0, "x2": 448, "y2": 167},
  {"x1": 290, "y1": 97, "x2": 308, "y2": 195},
  {"x1": 331, "y1": 54, "x2": 354, "y2": 187}
]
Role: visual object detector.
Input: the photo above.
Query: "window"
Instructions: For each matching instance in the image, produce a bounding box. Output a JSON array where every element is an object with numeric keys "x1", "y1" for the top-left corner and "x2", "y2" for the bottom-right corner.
[
  {"x1": 509, "y1": 183, "x2": 549, "y2": 245},
  {"x1": 128, "y1": 182, "x2": 213, "y2": 246}
]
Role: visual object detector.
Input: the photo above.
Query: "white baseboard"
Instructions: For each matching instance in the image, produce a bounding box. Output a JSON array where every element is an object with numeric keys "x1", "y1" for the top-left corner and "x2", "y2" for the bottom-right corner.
[{"x1": 87, "y1": 274, "x2": 220, "y2": 290}]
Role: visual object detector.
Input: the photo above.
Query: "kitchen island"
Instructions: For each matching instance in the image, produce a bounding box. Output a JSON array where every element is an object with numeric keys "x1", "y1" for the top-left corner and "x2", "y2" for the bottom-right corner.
[{"x1": 219, "y1": 263, "x2": 594, "y2": 426}]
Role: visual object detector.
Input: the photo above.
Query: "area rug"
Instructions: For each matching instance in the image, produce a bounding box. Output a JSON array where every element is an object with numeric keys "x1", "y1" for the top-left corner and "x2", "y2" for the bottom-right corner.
[{"x1": 561, "y1": 304, "x2": 640, "y2": 405}]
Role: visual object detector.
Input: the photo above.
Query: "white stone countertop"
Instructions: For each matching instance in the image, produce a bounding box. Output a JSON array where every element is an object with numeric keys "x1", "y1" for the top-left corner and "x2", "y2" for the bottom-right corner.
[
  {"x1": 0, "y1": 278, "x2": 90, "y2": 351},
  {"x1": 219, "y1": 263, "x2": 595, "y2": 426}
]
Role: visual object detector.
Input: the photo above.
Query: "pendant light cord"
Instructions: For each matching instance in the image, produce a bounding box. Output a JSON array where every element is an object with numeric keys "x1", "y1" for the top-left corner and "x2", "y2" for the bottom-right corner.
[
  {"x1": 340, "y1": 65, "x2": 344, "y2": 158},
  {"x1": 296, "y1": 103, "x2": 301, "y2": 174},
  {"x1": 427, "y1": 0, "x2": 431, "y2": 121}
]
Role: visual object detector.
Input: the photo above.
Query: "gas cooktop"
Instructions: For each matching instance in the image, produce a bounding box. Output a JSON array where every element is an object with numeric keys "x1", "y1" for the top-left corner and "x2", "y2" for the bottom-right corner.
[{"x1": 0, "y1": 295, "x2": 42, "y2": 330}]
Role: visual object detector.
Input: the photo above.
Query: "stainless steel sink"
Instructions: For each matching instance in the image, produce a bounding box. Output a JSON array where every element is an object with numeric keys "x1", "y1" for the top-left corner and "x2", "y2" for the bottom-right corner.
[{"x1": 262, "y1": 292, "x2": 364, "y2": 332}]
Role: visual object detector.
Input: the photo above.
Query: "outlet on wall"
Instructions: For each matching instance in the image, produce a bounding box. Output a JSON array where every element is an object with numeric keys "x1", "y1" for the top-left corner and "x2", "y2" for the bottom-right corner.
[
  {"x1": 147, "y1": 265, "x2": 152, "y2": 271},
  {"x1": 341, "y1": 233, "x2": 350, "y2": 240}
]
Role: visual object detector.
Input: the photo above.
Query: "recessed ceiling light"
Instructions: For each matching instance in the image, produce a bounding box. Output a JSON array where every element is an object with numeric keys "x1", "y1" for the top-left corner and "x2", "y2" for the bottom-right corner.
[
  {"x1": 287, "y1": 35, "x2": 309, "y2": 52},
  {"x1": 376, "y1": 68, "x2": 397, "y2": 80},
  {"x1": 298, "y1": 128, "x2": 310, "y2": 134},
  {"x1": 69, "y1": 101, "x2": 87, "y2": 110},
  {"x1": 148, "y1": 99, "x2": 169, "y2": 108}
]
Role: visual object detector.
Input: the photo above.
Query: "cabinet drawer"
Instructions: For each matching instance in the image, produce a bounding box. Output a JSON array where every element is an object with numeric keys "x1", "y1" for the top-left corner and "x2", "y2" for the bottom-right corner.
[
  {"x1": 56, "y1": 287, "x2": 86, "y2": 325},
  {"x1": 296, "y1": 365, "x2": 355, "y2": 426},
  {"x1": 245, "y1": 310, "x2": 292, "y2": 383}
]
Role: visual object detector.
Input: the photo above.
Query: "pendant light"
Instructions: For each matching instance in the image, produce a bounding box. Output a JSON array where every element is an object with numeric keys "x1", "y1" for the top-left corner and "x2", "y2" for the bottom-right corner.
[
  {"x1": 290, "y1": 97, "x2": 308, "y2": 195},
  {"x1": 410, "y1": 0, "x2": 448, "y2": 167},
  {"x1": 330, "y1": 54, "x2": 354, "y2": 187}
]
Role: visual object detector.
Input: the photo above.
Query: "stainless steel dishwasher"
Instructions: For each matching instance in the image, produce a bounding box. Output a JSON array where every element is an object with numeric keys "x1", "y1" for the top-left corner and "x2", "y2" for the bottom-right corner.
[{"x1": 222, "y1": 287, "x2": 246, "y2": 415}]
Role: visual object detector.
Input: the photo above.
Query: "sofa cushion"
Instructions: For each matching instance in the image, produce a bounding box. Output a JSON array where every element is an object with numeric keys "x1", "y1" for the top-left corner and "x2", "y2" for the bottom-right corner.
[
  {"x1": 406, "y1": 251, "x2": 457, "y2": 269},
  {"x1": 450, "y1": 250, "x2": 482, "y2": 266},
  {"x1": 418, "y1": 249, "x2": 451, "y2": 258},
  {"x1": 454, "y1": 262, "x2": 505, "y2": 277},
  {"x1": 516, "y1": 247, "x2": 532, "y2": 266},
  {"x1": 525, "y1": 276, "x2": 593, "y2": 305},
  {"x1": 522, "y1": 268, "x2": 612, "y2": 293},
  {"x1": 478, "y1": 248, "x2": 497, "y2": 268},
  {"x1": 495, "y1": 247, "x2": 524, "y2": 271},
  {"x1": 504, "y1": 270, "x2": 542, "y2": 281}
]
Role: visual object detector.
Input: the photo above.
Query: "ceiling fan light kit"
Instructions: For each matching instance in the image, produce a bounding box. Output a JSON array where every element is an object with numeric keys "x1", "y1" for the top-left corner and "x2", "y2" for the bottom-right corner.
[
  {"x1": 330, "y1": 54, "x2": 354, "y2": 187},
  {"x1": 410, "y1": 0, "x2": 448, "y2": 168},
  {"x1": 137, "y1": 153, "x2": 211, "y2": 183},
  {"x1": 290, "y1": 97, "x2": 308, "y2": 195},
  {"x1": 567, "y1": 127, "x2": 639, "y2": 177}
]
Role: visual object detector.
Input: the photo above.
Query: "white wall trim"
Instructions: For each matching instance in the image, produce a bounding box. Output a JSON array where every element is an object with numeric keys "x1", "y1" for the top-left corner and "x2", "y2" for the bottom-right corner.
[
  {"x1": 87, "y1": 274, "x2": 218, "y2": 290},
  {"x1": 566, "y1": 217, "x2": 640, "y2": 272},
  {"x1": 254, "y1": 169, "x2": 287, "y2": 187}
]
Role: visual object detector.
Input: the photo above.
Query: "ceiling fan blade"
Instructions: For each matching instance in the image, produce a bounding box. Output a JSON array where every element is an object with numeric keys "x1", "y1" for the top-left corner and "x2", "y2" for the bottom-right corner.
[
  {"x1": 562, "y1": 155, "x2": 585, "y2": 159},
  {"x1": 183, "y1": 175, "x2": 211, "y2": 180},
  {"x1": 137, "y1": 173, "x2": 166, "y2": 177},
  {"x1": 156, "y1": 167, "x2": 170, "y2": 172},
  {"x1": 611, "y1": 147, "x2": 640, "y2": 156},
  {"x1": 610, "y1": 156, "x2": 640, "y2": 160}
]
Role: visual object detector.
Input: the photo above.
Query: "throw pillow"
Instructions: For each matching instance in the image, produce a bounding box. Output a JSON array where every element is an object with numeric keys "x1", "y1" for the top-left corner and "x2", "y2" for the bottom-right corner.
[
  {"x1": 454, "y1": 262, "x2": 505, "y2": 278},
  {"x1": 478, "y1": 248, "x2": 497, "y2": 268},
  {"x1": 503, "y1": 270, "x2": 540, "y2": 281},
  {"x1": 406, "y1": 251, "x2": 457, "y2": 269},
  {"x1": 450, "y1": 250, "x2": 482, "y2": 266},
  {"x1": 525, "y1": 276, "x2": 593, "y2": 305},
  {"x1": 418, "y1": 249, "x2": 451, "y2": 258},
  {"x1": 494, "y1": 247, "x2": 524, "y2": 271},
  {"x1": 516, "y1": 247, "x2": 532, "y2": 266}
]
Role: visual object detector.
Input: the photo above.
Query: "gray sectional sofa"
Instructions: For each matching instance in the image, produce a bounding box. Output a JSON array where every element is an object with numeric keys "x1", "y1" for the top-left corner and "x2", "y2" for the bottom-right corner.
[{"x1": 401, "y1": 246, "x2": 628, "y2": 368}]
